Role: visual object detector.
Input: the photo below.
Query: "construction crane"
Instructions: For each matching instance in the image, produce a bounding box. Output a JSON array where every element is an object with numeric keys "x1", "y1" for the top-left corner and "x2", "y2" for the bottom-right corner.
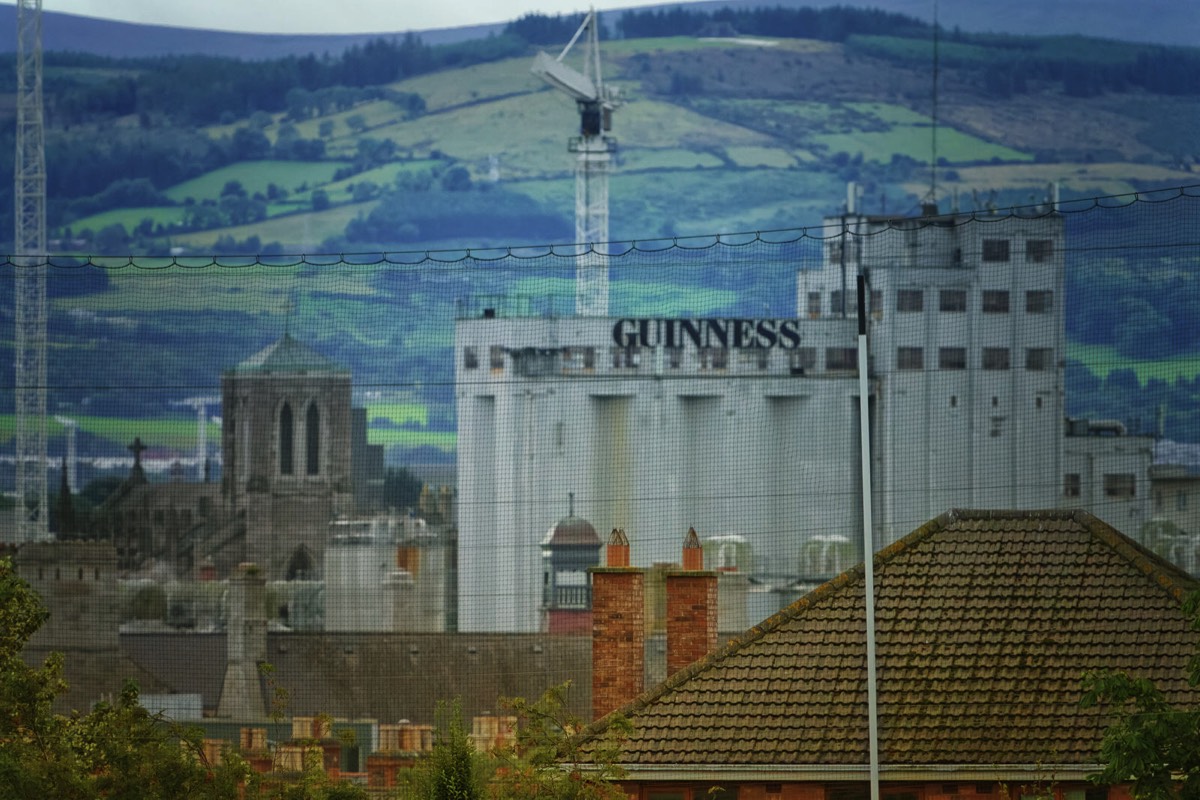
[
  {"x1": 14, "y1": 0, "x2": 48, "y2": 542},
  {"x1": 171, "y1": 396, "x2": 221, "y2": 481},
  {"x1": 531, "y1": 8, "x2": 620, "y2": 317}
]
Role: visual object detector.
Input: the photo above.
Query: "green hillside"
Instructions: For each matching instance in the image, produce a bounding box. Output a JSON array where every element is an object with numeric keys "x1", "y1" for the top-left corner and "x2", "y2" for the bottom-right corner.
[{"x1": 7, "y1": 15, "x2": 1200, "y2": 466}]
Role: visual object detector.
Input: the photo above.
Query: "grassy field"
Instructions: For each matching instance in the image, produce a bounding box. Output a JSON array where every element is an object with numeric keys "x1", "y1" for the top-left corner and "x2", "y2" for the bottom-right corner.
[
  {"x1": 726, "y1": 146, "x2": 797, "y2": 168},
  {"x1": 0, "y1": 414, "x2": 217, "y2": 450},
  {"x1": 164, "y1": 161, "x2": 350, "y2": 203},
  {"x1": 66, "y1": 206, "x2": 186, "y2": 235},
  {"x1": 1069, "y1": 342, "x2": 1200, "y2": 384},
  {"x1": 167, "y1": 201, "x2": 378, "y2": 251},
  {"x1": 812, "y1": 123, "x2": 1031, "y2": 164},
  {"x1": 618, "y1": 148, "x2": 726, "y2": 172}
]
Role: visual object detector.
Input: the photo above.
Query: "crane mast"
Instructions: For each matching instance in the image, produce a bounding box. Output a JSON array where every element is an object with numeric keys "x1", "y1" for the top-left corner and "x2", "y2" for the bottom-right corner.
[
  {"x1": 531, "y1": 9, "x2": 618, "y2": 317},
  {"x1": 14, "y1": 0, "x2": 48, "y2": 541}
]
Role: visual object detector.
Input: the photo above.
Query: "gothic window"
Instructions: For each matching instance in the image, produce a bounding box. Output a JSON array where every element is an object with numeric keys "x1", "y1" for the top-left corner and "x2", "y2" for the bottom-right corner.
[
  {"x1": 306, "y1": 403, "x2": 320, "y2": 476},
  {"x1": 279, "y1": 402, "x2": 294, "y2": 475}
]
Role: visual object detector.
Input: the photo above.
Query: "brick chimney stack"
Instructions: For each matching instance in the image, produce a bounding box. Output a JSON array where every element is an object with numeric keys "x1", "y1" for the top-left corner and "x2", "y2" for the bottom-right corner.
[
  {"x1": 666, "y1": 527, "x2": 718, "y2": 677},
  {"x1": 590, "y1": 528, "x2": 643, "y2": 721}
]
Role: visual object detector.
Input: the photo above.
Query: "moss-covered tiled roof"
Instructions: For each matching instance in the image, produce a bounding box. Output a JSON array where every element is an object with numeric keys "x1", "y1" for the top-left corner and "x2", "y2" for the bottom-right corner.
[{"x1": 584, "y1": 509, "x2": 1200, "y2": 770}]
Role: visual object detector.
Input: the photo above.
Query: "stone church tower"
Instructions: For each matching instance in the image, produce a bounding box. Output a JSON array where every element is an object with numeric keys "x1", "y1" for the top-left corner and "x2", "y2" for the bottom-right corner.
[{"x1": 221, "y1": 334, "x2": 352, "y2": 580}]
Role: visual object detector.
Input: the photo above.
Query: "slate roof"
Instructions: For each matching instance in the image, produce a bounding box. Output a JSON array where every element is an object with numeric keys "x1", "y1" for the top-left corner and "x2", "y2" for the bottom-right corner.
[
  {"x1": 226, "y1": 334, "x2": 348, "y2": 375},
  {"x1": 582, "y1": 509, "x2": 1200, "y2": 775}
]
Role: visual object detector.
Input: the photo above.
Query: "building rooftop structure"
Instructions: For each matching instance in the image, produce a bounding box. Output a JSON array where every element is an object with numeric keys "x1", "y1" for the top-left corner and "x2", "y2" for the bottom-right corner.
[
  {"x1": 227, "y1": 333, "x2": 349, "y2": 376},
  {"x1": 579, "y1": 508, "x2": 1200, "y2": 779}
]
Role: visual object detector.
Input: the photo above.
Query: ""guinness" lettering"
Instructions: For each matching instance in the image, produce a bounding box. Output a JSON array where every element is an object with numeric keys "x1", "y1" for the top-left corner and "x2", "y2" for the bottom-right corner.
[{"x1": 612, "y1": 318, "x2": 803, "y2": 350}]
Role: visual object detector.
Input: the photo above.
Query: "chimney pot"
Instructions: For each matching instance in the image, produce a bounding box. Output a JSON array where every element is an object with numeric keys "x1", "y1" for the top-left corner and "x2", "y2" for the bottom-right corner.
[
  {"x1": 606, "y1": 528, "x2": 630, "y2": 567},
  {"x1": 681, "y1": 527, "x2": 703, "y2": 571}
]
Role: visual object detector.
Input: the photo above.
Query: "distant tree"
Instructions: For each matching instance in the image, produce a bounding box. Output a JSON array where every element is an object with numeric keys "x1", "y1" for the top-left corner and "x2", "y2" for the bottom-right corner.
[
  {"x1": 311, "y1": 189, "x2": 331, "y2": 211},
  {"x1": 94, "y1": 223, "x2": 129, "y2": 254},
  {"x1": 230, "y1": 126, "x2": 271, "y2": 160},
  {"x1": 440, "y1": 166, "x2": 472, "y2": 192},
  {"x1": 346, "y1": 114, "x2": 368, "y2": 134},
  {"x1": 221, "y1": 180, "x2": 247, "y2": 198},
  {"x1": 318, "y1": 120, "x2": 335, "y2": 138}
]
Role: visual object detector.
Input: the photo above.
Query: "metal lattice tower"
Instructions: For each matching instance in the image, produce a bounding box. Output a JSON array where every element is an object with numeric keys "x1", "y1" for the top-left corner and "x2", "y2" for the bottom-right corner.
[
  {"x1": 14, "y1": 0, "x2": 49, "y2": 542},
  {"x1": 572, "y1": 134, "x2": 614, "y2": 316},
  {"x1": 531, "y1": 8, "x2": 619, "y2": 317}
]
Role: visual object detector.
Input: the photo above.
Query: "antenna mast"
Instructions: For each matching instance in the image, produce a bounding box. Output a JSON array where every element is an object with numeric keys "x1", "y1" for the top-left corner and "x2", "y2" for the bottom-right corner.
[{"x1": 14, "y1": 0, "x2": 49, "y2": 542}]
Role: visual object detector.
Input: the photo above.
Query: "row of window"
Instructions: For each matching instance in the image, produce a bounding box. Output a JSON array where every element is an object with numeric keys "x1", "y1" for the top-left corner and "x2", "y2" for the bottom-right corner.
[
  {"x1": 1064, "y1": 473, "x2": 1136, "y2": 499},
  {"x1": 984, "y1": 237, "x2": 1055, "y2": 263},
  {"x1": 464, "y1": 345, "x2": 859, "y2": 373},
  {"x1": 466, "y1": 345, "x2": 1057, "y2": 374},
  {"x1": 808, "y1": 288, "x2": 1053, "y2": 317},
  {"x1": 896, "y1": 288, "x2": 1052, "y2": 314},
  {"x1": 897, "y1": 347, "x2": 1054, "y2": 371},
  {"x1": 826, "y1": 237, "x2": 1055, "y2": 265}
]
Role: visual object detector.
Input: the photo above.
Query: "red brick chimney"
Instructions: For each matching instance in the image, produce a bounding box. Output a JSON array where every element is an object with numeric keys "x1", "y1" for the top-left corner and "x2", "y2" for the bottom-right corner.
[
  {"x1": 666, "y1": 527, "x2": 718, "y2": 677},
  {"x1": 590, "y1": 528, "x2": 643, "y2": 721}
]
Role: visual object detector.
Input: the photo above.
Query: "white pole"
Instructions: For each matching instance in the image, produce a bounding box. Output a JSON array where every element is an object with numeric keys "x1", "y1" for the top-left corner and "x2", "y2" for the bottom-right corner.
[{"x1": 856, "y1": 273, "x2": 880, "y2": 800}]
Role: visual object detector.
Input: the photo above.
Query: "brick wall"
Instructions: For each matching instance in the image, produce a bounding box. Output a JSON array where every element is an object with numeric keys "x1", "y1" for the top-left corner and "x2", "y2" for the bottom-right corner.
[
  {"x1": 591, "y1": 566, "x2": 644, "y2": 721},
  {"x1": 665, "y1": 570, "x2": 718, "y2": 676}
]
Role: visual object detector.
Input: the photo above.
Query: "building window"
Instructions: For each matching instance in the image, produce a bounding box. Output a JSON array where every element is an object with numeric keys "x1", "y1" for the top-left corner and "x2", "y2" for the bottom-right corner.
[
  {"x1": 871, "y1": 290, "x2": 883, "y2": 314},
  {"x1": 897, "y1": 289, "x2": 924, "y2": 312},
  {"x1": 1026, "y1": 290, "x2": 1053, "y2": 313},
  {"x1": 665, "y1": 347, "x2": 683, "y2": 369},
  {"x1": 939, "y1": 347, "x2": 967, "y2": 370},
  {"x1": 582, "y1": 347, "x2": 596, "y2": 370},
  {"x1": 830, "y1": 290, "x2": 847, "y2": 316},
  {"x1": 739, "y1": 348, "x2": 769, "y2": 370},
  {"x1": 807, "y1": 291, "x2": 822, "y2": 317},
  {"x1": 1178, "y1": 491, "x2": 1188, "y2": 511},
  {"x1": 789, "y1": 347, "x2": 816, "y2": 375},
  {"x1": 982, "y1": 348, "x2": 1011, "y2": 370},
  {"x1": 306, "y1": 404, "x2": 320, "y2": 476},
  {"x1": 489, "y1": 346, "x2": 505, "y2": 370},
  {"x1": 1026, "y1": 239, "x2": 1054, "y2": 262},
  {"x1": 611, "y1": 346, "x2": 641, "y2": 369},
  {"x1": 1104, "y1": 474, "x2": 1136, "y2": 499},
  {"x1": 463, "y1": 347, "x2": 479, "y2": 369},
  {"x1": 897, "y1": 347, "x2": 924, "y2": 370},
  {"x1": 940, "y1": 289, "x2": 967, "y2": 312},
  {"x1": 982, "y1": 239, "x2": 1011, "y2": 262},
  {"x1": 1026, "y1": 348, "x2": 1053, "y2": 371},
  {"x1": 826, "y1": 347, "x2": 858, "y2": 371},
  {"x1": 982, "y1": 290, "x2": 1010, "y2": 313},
  {"x1": 279, "y1": 402, "x2": 294, "y2": 475},
  {"x1": 1064, "y1": 473, "x2": 1081, "y2": 497},
  {"x1": 700, "y1": 347, "x2": 729, "y2": 370}
]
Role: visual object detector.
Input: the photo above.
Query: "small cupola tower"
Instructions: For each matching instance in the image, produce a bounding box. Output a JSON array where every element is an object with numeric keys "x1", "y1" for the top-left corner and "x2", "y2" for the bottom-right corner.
[{"x1": 540, "y1": 493, "x2": 603, "y2": 634}]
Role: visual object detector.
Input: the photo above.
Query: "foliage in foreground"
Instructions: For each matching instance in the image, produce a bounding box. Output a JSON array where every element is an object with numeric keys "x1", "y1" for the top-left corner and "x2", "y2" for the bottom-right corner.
[
  {"x1": 492, "y1": 682, "x2": 632, "y2": 800},
  {"x1": 0, "y1": 557, "x2": 364, "y2": 800},
  {"x1": 1082, "y1": 591, "x2": 1200, "y2": 800}
]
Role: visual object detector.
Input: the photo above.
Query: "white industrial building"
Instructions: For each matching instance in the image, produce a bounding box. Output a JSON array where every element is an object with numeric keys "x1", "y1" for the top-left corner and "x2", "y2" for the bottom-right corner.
[{"x1": 455, "y1": 200, "x2": 1152, "y2": 633}]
